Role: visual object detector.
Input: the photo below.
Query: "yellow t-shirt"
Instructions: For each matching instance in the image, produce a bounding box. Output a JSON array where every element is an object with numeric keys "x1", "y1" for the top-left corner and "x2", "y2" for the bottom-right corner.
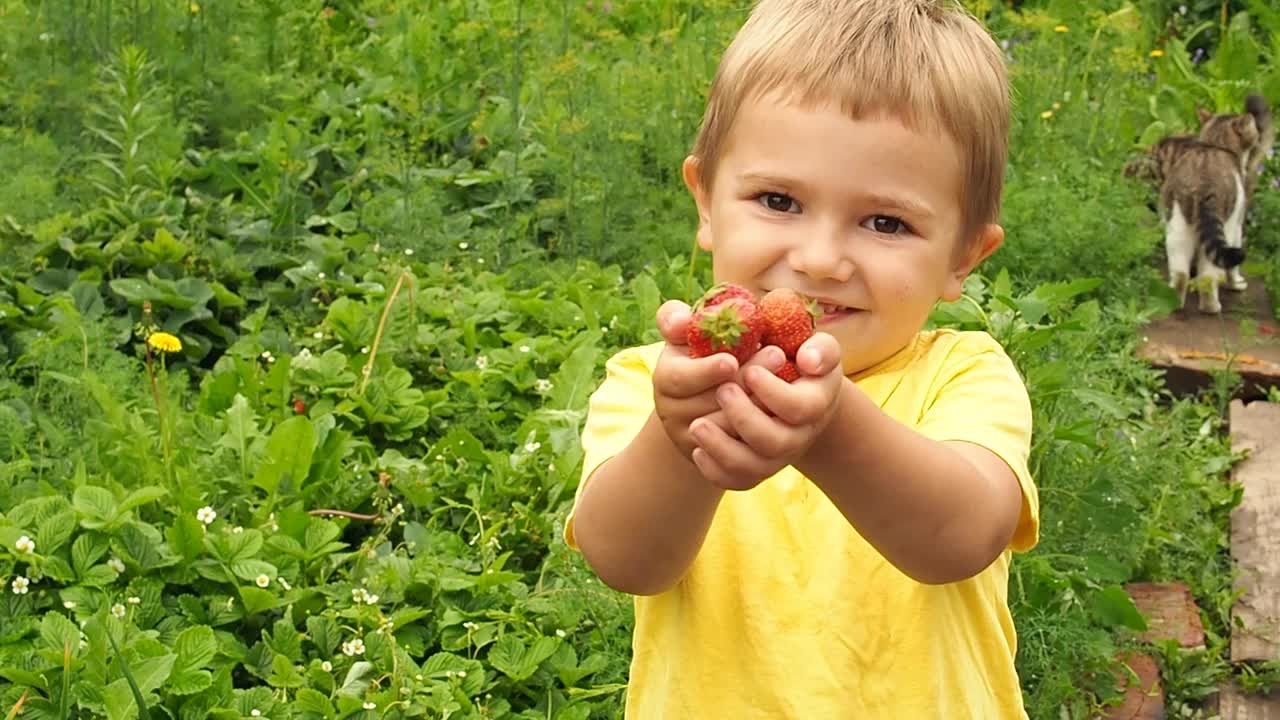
[{"x1": 564, "y1": 329, "x2": 1039, "y2": 719}]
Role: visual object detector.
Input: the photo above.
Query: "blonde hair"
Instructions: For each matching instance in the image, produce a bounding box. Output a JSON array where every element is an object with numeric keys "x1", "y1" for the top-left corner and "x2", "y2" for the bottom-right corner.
[{"x1": 690, "y1": 0, "x2": 1010, "y2": 243}]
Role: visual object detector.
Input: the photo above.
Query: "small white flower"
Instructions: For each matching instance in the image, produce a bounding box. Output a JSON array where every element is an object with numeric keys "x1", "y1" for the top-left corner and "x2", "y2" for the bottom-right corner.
[
  {"x1": 63, "y1": 600, "x2": 76, "y2": 609},
  {"x1": 196, "y1": 506, "x2": 217, "y2": 525},
  {"x1": 313, "y1": 331, "x2": 323, "y2": 339},
  {"x1": 111, "y1": 603, "x2": 126, "y2": 618},
  {"x1": 535, "y1": 378, "x2": 553, "y2": 393},
  {"x1": 556, "y1": 629, "x2": 567, "y2": 638},
  {"x1": 39, "y1": 32, "x2": 51, "y2": 41},
  {"x1": 463, "y1": 621, "x2": 479, "y2": 631},
  {"x1": 363, "y1": 702, "x2": 377, "y2": 710},
  {"x1": 475, "y1": 356, "x2": 488, "y2": 370},
  {"x1": 231, "y1": 526, "x2": 243, "y2": 534},
  {"x1": 14, "y1": 536, "x2": 34, "y2": 554},
  {"x1": 127, "y1": 596, "x2": 141, "y2": 605},
  {"x1": 519, "y1": 345, "x2": 530, "y2": 353},
  {"x1": 321, "y1": 660, "x2": 333, "y2": 671},
  {"x1": 261, "y1": 351, "x2": 272, "y2": 360},
  {"x1": 108, "y1": 556, "x2": 125, "y2": 573},
  {"x1": 11, "y1": 577, "x2": 29, "y2": 595},
  {"x1": 458, "y1": 670, "x2": 467, "y2": 678},
  {"x1": 342, "y1": 638, "x2": 366, "y2": 656},
  {"x1": 360, "y1": 346, "x2": 369, "y2": 354},
  {"x1": 278, "y1": 577, "x2": 291, "y2": 590},
  {"x1": 458, "y1": 242, "x2": 469, "y2": 250},
  {"x1": 317, "y1": 272, "x2": 326, "y2": 280},
  {"x1": 524, "y1": 441, "x2": 541, "y2": 453},
  {"x1": 547, "y1": 463, "x2": 556, "y2": 472},
  {"x1": 250, "y1": 711, "x2": 261, "y2": 718},
  {"x1": 404, "y1": 248, "x2": 414, "y2": 256},
  {"x1": 255, "y1": 574, "x2": 270, "y2": 588}
]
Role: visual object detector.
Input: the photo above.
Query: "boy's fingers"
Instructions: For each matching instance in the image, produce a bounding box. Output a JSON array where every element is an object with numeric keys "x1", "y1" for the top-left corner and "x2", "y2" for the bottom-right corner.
[
  {"x1": 656, "y1": 300, "x2": 692, "y2": 344},
  {"x1": 656, "y1": 352, "x2": 739, "y2": 398},
  {"x1": 797, "y1": 333, "x2": 843, "y2": 376}
]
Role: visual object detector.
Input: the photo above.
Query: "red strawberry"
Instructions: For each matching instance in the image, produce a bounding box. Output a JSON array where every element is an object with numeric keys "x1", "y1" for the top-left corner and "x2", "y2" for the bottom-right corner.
[
  {"x1": 693, "y1": 282, "x2": 756, "y2": 311},
  {"x1": 293, "y1": 398, "x2": 306, "y2": 415},
  {"x1": 759, "y1": 288, "x2": 818, "y2": 359},
  {"x1": 687, "y1": 296, "x2": 764, "y2": 364},
  {"x1": 775, "y1": 360, "x2": 801, "y2": 383}
]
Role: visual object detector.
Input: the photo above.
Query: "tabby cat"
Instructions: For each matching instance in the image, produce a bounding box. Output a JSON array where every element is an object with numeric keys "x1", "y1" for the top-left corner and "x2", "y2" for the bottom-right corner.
[
  {"x1": 1198, "y1": 93, "x2": 1275, "y2": 204},
  {"x1": 1151, "y1": 132, "x2": 1254, "y2": 313}
]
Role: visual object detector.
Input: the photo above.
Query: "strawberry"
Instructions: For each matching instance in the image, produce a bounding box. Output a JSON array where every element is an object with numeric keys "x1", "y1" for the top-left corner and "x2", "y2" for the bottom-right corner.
[
  {"x1": 687, "y1": 296, "x2": 765, "y2": 364},
  {"x1": 759, "y1": 288, "x2": 818, "y2": 359},
  {"x1": 694, "y1": 282, "x2": 756, "y2": 311},
  {"x1": 775, "y1": 360, "x2": 801, "y2": 383},
  {"x1": 293, "y1": 398, "x2": 306, "y2": 415}
]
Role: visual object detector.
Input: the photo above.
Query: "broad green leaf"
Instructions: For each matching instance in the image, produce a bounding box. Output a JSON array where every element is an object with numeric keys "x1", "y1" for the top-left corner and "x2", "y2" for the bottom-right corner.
[
  {"x1": 306, "y1": 615, "x2": 340, "y2": 656},
  {"x1": 36, "y1": 510, "x2": 78, "y2": 555},
  {"x1": 116, "y1": 523, "x2": 178, "y2": 571},
  {"x1": 1091, "y1": 585, "x2": 1149, "y2": 632},
  {"x1": 72, "y1": 534, "x2": 109, "y2": 575},
  {"x1": 337, "y1": 661, "x2": 374, "y2": 697},
  {"x1": 230, "y1": 559, "x2": 278, "y2": 582},
  {"x1": 74, "y1": 486, "x2": 119, "y2": 530},
  {"x1": 173, "y1": 625, "x2": 217, "y2": 674},
  {"x1": 117, "y1": 486, "x2": 167, "y2": 515},
  {"x1": 488, "y1": 635, "x2": 560, "y2": 681},
  {"x1": 549, "y1": 331, "x2": 601, "y2": 411},
  {"x1": 167, "y1": 515, "x2": 205, "y2": 562},
  {"x1": 252, "y1": 416, "x2": 315, "y2": 495},
  {"x1": 268, "y1": 653, "x2": 305, "y2": 688},
  {"x1": 219, "y1": 394, "x2": 258, "y2": 456},
  {"x1": 238, "y1": 586, "x2": 277, "y2": 615},
  {"x1": 40, "y1": 612, "x2": 79, "y2": 655},
  {"x1": 294, "y1": 689, "x2": 334, "y2": 718}
]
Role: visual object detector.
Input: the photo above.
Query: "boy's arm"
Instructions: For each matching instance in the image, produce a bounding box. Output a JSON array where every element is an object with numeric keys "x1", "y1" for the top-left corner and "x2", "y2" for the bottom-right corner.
[
  {"x1": 571, "y1": 411, "x2": 724, "y2": 596},
  {"x1": 794, "y1": 381, "x2": 1024, "y2": 585}
]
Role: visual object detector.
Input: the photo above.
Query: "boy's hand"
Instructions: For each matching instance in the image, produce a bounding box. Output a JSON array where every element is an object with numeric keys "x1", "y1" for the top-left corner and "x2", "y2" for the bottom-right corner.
[
  {"x1": 689, "y1": 333, "x2": 845, "y2": 491},
  {"x1": 653, "y1": 300, "x2": 785, "y2": 460}
]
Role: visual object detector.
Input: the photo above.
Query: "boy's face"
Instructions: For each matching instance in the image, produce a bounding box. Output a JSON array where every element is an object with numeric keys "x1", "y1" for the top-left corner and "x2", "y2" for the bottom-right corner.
[{"x1": 683, "y1": 95, "x2": 1003, "y2": 375}]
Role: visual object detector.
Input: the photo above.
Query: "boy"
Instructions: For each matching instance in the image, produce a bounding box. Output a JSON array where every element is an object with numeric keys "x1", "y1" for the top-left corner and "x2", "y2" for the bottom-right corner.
[{"x1": 564, "y1": 0, "x2": 1038, "y2": 716}]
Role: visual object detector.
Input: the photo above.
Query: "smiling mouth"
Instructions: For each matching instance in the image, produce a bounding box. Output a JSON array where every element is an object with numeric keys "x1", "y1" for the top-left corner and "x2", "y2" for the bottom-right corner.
[{"x1": 814, "y1": 301, "x2": 863, "y2": 325}]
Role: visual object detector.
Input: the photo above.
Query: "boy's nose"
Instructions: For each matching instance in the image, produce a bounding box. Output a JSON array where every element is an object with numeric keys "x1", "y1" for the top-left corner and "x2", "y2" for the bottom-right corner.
[{"x1": 787, "y1": 225, "x2": 855, "y2": 283}]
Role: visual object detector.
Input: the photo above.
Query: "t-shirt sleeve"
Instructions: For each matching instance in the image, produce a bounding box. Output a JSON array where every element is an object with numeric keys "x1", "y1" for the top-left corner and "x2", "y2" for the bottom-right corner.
[
  {"x1": 562, "y1": 343, "x2": 661, "y2": 550},
  {"x1": 914, "y1": 334, "x2": 1039, "y2": 553}
]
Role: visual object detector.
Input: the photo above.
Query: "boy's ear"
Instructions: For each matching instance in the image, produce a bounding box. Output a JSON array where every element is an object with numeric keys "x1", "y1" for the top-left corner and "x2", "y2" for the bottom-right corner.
[
  {"x1": 942, "y1": 224, "x2": 1003, "y2": 302},
  {"x1": 682, "y1": 156, "x2": 715, "y2": 252}
]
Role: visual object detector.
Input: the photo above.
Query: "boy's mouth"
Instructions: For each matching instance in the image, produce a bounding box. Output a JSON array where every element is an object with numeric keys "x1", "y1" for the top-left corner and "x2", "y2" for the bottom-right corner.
[{"x1": 814, "y1": 299, "x2": 861, "y2": 325}]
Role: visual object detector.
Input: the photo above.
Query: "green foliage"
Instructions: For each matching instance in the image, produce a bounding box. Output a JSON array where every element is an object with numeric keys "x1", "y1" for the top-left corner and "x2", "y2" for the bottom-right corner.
[{"x1": 0, "y1": 0, "x2": 1276, "y2": 717}]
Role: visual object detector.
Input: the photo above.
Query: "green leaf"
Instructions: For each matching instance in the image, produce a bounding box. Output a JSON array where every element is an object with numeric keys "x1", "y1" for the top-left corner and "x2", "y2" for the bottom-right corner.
[
  {"x1": 294, "y1": 689, "x2": 334, "y2": 718},
  {"x1": 72, "y1": 533, "x2": 109, "y2": 575},
  {"x1": 173, "y1": 625, "x2": 217, "y2": 674},
  {"x1": 74, "y1": 485, "x2": 119, "y2": 530},
  {"x1": 118, "y1": 486, "x2": 167, "y2": 515},
  {"x1": 337, "y1": 661, "x2": 374, "y2": 697},
  {"x1": 219, "y1": 394, "x2": 258, "y2": 456},
  {"x1": 1091, "y1": 585, "x2": 1149, "y2": 632},
  {"x1": 268, "y1": 653, "x2": 305, "y2": 689},
  {"x1": 230, "y1": 559, "x2": 278, "y2": 582},
  {"x1": 549, "y1": 331, "x2": 601, "y2": 411},
  {"x1": 167, "y1": 515, "x2": 205, "y2": 563},
  {"x1": 306, "y1": 615, "x2": 340, "y2": 656},
  {"x1": 238, "y1": 586, "x2": 277, "y2": 615},
  {"x1": 488, "y1": 634, "x2": 561, "y2": 681},
  {"x1": 39, "y1": 612, "x2": 79, "y2": 655},
  {"x1": 252, "y1": 416, "x2": 316, "y2": 495},
  {"x1": 36, "y1": 510, "x2": 78, "y2": 555}
]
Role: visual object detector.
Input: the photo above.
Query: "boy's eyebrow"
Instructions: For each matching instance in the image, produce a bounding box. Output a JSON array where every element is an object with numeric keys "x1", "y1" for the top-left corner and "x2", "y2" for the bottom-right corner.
[{"x1": 737, "y1": 172, "x2": 937, "y2": 220}]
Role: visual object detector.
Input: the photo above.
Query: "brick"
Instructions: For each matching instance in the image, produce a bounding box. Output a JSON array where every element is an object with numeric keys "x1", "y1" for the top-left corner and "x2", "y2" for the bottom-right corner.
[
  {"x1": 1219, "y1": 682, "x2": 1280, "y2": 719},
  {"x1": 1096, "y1": 652, "x2": 1165, "y2": 720},
  {"x1": 1124, "y1": 581, "x2": 1206, "y2": 649}
]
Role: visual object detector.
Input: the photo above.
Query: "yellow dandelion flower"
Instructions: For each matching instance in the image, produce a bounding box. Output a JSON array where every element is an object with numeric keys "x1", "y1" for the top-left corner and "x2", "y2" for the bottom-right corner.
[
  {"x1": 1149, "y1": 49, "x2": 1164, "y2": 58},
  {"x1": 1041, "y1": 110, "x2": 1054, "y2": 119},
  {"x1": 189, "y1": 2, "x2": 199, "y2": 13},
  {"x1": 1054, "y1": 25, "x2": 1068, "y2": 33},
  {"x1": 147, "y1": 332, "x2": 182, "y2": 353}
]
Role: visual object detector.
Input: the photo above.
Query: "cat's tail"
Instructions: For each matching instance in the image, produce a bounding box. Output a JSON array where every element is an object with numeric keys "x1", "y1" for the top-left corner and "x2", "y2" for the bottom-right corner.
[
  {"x1": 1246, "y1": 93, "x2": 1275, "y2": 153},
  {"x1": 1199, "y1": 194, "x2": 1246, "y2": 268}
]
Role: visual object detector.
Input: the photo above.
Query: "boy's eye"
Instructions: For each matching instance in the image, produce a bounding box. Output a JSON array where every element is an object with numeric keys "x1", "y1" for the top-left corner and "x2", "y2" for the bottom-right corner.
[
  {"x1": 866, "y1": 215, "x2": 907, "y2": 235},
  {"x1": 757, "y1": 193, "x2": 799, "y2": 213}
]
